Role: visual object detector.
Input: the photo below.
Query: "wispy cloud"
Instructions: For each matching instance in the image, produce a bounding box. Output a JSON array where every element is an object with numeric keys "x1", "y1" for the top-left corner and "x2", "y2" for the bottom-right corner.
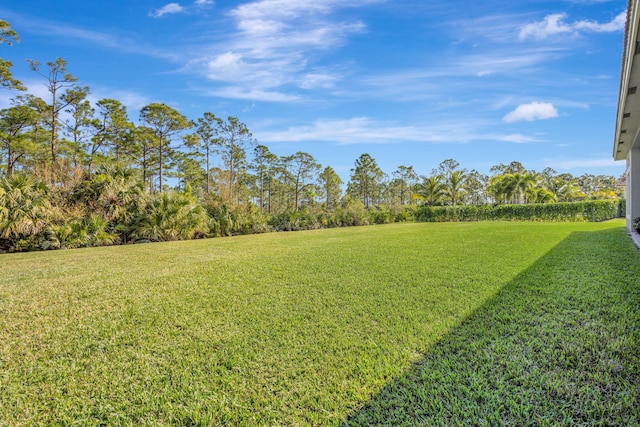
[
  {"x1": 149, "y1": 3, "x2": 184, "y2": 18},
  {"x1": 189, "y1": 0, "x2": 379, "y2": 101},
  {"x1": 256, "y1": 117, "x2": 540, "y2": 145},
  {"x1": 88, "y1": 88, "x2": 151, "y2": 113},
  {"x1": 22, "y1": 77, "x2": 149, "y2": 113},
  {"x1": 150, "y1": 1, "x2": 214, "y2": 18},
  {"x1": 563, "y1": 0, "x2": 619, "y2": 4},
  {"x1": 12, "y1": 78, "x2": 150, "y2": 122},
  {"x1": 5, "y1": 13, "x2": 122, "y2": 48},
  {"x1": 518, "y1": 11, "x2": 625, "y2": 40},
  {"x1": 351, "y1": 46, "x2": 564, "y2": 105},
  {"x1": 2, "y1": 11, "x2": 178, "y2": 60},
  {"x1": 500, "y1": 133, "x2": 543, "y2": 144},
  {"x1": 20, "y1": 78, "x2": 56, "y2": 102},
  {"x1": 452, "y1": 13, "x2": 534, "y2": 44},
  {"x1": 504, "y1": 102, "x2": 559, "y2": 123},
  {"x1": 150, "y1": 3, "x2": 185, "y2": 18},
  {"x1": 454, "y1": 49, "x2": 564, "y2": 77},
  {"x1": 546, "y1": 157, "x2": 621, "y2": 169},
  {"x1": 206, "y1": 87, "x2": 301, "y2": 103}
]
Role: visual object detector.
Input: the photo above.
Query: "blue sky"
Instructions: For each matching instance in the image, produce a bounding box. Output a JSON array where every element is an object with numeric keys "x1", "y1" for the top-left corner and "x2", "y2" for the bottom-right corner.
[{"x1": 0, "y1": 0, "x2": 628, "y2": 181}]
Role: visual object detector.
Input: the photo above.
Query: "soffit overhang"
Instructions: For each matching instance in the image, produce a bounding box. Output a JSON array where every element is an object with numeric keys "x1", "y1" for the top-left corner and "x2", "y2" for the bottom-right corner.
[{"x1": 615, "y1": 0, "x2": 640, "y2": 161}]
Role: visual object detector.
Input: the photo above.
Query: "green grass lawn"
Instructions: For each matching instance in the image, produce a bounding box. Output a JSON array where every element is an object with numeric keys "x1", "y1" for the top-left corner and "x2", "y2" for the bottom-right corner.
[{"x1": 0, "y1": 220, "x2": 638, "y2": 426}]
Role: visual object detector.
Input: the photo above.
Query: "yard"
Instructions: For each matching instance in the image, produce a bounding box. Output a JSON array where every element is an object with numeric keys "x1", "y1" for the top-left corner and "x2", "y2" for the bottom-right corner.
[{"x1": 0, "y1": 220, "x2": 638, "y2": 425}]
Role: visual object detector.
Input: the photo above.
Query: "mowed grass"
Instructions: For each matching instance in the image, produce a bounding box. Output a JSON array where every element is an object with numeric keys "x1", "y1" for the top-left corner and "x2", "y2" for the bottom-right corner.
[{"x1": 0, "y1": 220, "x2": 638, "y2": 425}]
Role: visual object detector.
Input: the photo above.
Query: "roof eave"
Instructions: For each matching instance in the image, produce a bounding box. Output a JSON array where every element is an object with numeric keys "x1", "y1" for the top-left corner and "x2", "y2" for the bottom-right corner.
[{"x1": 614, "y1": 0, "x2": 637, "y2": 161}]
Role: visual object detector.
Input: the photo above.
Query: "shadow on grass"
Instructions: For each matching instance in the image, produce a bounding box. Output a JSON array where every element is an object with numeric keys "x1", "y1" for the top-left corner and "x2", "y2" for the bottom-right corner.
[{"x1": 343, "y1": 227, "x2": 640, "y2": 426}]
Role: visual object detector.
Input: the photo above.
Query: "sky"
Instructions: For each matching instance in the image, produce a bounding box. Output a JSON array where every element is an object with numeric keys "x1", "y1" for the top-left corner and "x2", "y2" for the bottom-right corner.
[{"x1": 0, "y1": 0, "x2": 629, "y2": 181}]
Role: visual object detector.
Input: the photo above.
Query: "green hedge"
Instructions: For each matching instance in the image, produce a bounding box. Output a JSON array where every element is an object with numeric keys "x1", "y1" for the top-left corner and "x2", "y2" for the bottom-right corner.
[{"x1": 414, "y1": 200, "x2": 620, "y2": 223}]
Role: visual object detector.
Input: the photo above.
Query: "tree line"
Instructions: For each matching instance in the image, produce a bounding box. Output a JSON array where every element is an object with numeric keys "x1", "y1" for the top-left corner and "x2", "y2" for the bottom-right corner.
[{"x1": 0, "y1": 20, "x2": 623, "y2": 252}]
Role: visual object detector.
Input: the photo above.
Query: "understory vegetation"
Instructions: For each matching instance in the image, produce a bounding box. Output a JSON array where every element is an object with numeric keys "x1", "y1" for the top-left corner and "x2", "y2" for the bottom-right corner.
[
  {"x1": 0, "y1": 167, "x2": 624, "y2": 253},
  {"x1": 0, "y1": 220, "x2": 638, "y2": 425}
]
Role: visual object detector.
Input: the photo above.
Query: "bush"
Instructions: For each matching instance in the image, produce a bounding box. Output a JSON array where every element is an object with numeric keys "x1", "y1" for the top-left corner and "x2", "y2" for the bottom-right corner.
[
  {"x1": 369, "y1": 206, "x2": 392, "y2": 224},
  {"x1": 334, "y1": 197, "x2": 370, "y2": 227},
  {"x1": 0, "y1": 175, "x2": 52, "y2": 252},
  {"x1": 415, "y1": 200, "x2": 620, "y2": 223},
  {"x1": 132, "y1": 190, "x2": 209, "y2": 241},
  {"x1": 268, "y1": 210, "x2": 321, "y2": 232},
  {"x1": 394, "y1": 206, "x2": 416, "y2": 223},
  {"x1": 43, "y1": 214, "x2": 116, "y2": 250}
]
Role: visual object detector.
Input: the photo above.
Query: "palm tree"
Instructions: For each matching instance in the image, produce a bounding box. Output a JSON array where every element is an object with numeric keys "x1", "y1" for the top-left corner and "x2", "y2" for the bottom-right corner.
[
  {"x1": 44, "y1": 214, "x2": 116, "y2": 249},
  {"x1": 415, "y1": 175, "x2": 445, "y2": 206},
  {"x1": 548, "y1": 175, "x2": 585, "y2": 202},
  {"x1": 70, "y1": 166, "x2": 147, "y2": 243},
  {"x1": 557, "y1": 183, "x2": 585, "y2": 202},
  {"x1": 132, "y1": 190, "x2": 208, "y2": 242},
  {"x1": 527, "y1": 187, "x2": 556, "y2": 204},
  {"x1": 0, "y1": 174, "x2": 51, "y2": 251},
  {"x1": 97, "y1": 166, "x2": 146, "y2": 226},
  {"x1": 487, "y1": 174, "x2": 508, "y2": 205},
  {"x1": 488, "y1": 173, "x2": 535, "y2": 204},
  {"x1": 512, "y1": 172, "x2": 535, "y2": 204},
  {"x1": 445, "y1": 170, "x2": 467, "y2": 206}
]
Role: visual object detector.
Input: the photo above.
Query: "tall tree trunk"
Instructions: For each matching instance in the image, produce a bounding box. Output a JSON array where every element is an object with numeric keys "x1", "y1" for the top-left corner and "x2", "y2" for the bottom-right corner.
[
  {"x1": 7, "y1": 146, "x2": 14, "y2": 175},
  {"x1": 206, "y1": 145, "x2": 210, "y2": 194},
  {"x1": 158, "y1": 137, "x2": 163, "y2": 193},
  {"x1": 50, "y1": 87, "x2": 57, "y2": 183}
]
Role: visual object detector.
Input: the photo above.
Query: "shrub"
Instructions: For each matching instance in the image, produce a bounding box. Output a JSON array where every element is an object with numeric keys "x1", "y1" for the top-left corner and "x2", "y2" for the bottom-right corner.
[
  {"x1": 0, "y1": 175, "x2": 52, "y2": 252},
  {"x1": 394, "y1": 207, "x2": 415, "y2": 222},
  {"x1": 369, "y1": 206, "x2": 392, "y2": 224},
  {"x1": 132, "y1": 190, "x2": 209, "y2": 241},
  {"x1": 415, "y1": 200, "x2": 620, "y2": 223},
  {"x1": 269, "y1": 210, "x2": 321, "y2": 232},
  {"x1": 43, "y1": 215, "x2": 116, "y2": 250},
  {"x1": 335, "y1": 197, "x2": 370, "y2": 227},
  {"x1": 204, "y1": 203, "x2": 235, "y2": 237}
]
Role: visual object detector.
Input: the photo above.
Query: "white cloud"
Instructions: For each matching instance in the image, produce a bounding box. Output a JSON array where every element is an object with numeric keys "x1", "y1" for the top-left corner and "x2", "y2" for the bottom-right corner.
[
  {"x1": 0, "y1": 13, "x2": 179, "y2": 60},
  {"x1": 19, "y1": 78, "x2": 52, "y2": 102},
  {"x1": 227, "y1": 1, "x2": 367, "y2": 61},
  {"x1": 574, "y1": 11, "x2": 626, "y2": 32},
  {"x1": 206, "y1": 52, "x2": 245, "y2": 80},
  {"x1": 452, "y1": 13, "x2": 532, "y2": 44},
  {"x1": 208, "y1": 87, "x2": 301, "y2": 103},
  {"x1": 565, "y1": 0, "x2": 618, "y2": 3},
  {"x1": 93, "y1": 89, "x2": 150, "y2": 113},
  {"x1": 351, "y1": 47, "x2": 563, "y2": 104},
  {"x1": 149, "y1": 1, "x2": 212, "y2": 17},
  {"x1": 256, "y1": 117, "x2": 538, "y2": 145},
  {"x1": 258, "y1": 117, "x2": 465, "y2": 144},
  {"x1": 299, "y1": 72, "x2": 339, "y2": 89},
  {"x1": 519, "y1": 13, "x2": 573, "y2": 40},
  {"x1": 187, "y1": 0, "x2": 377, "y2": 101},
  {"x1": 519, "y1": 11, "x2": 626, "y2": 40},
  {"x1": 150, "y1": 3, "x2": 185, "y2": 18},
  {"x1": 499, "y1": 133, "x2": 541, "y2": 143},
  {"x1": 503, "y1": 102, "x2": 559, "y2": 123},
  {"x1": 455, "y1": 49, "x2": 563, "y2": 77},
  {"x1": 546, "y1": 158, "x2": 620, "y2": 169}
]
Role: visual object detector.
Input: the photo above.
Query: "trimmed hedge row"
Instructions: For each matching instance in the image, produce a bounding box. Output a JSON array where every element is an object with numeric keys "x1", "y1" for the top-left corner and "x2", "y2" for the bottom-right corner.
[{"x1": 415, "y1": 200, "x2": 620, "y2": 223}]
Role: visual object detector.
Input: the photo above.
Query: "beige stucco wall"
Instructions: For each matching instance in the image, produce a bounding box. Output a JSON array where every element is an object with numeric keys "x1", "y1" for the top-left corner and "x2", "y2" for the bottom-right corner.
[{"x1": 627, "y1": 148, "x2": 640, "y2": 230}]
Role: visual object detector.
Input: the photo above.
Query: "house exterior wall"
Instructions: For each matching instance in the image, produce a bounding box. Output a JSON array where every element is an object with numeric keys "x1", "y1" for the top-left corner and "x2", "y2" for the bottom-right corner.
[
  {"x1": 615, "y1": 0, "x2": 639, "y2": 233},
  {"x1": 628, "y1": 148, "x2": 640, "y2": 229}
]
